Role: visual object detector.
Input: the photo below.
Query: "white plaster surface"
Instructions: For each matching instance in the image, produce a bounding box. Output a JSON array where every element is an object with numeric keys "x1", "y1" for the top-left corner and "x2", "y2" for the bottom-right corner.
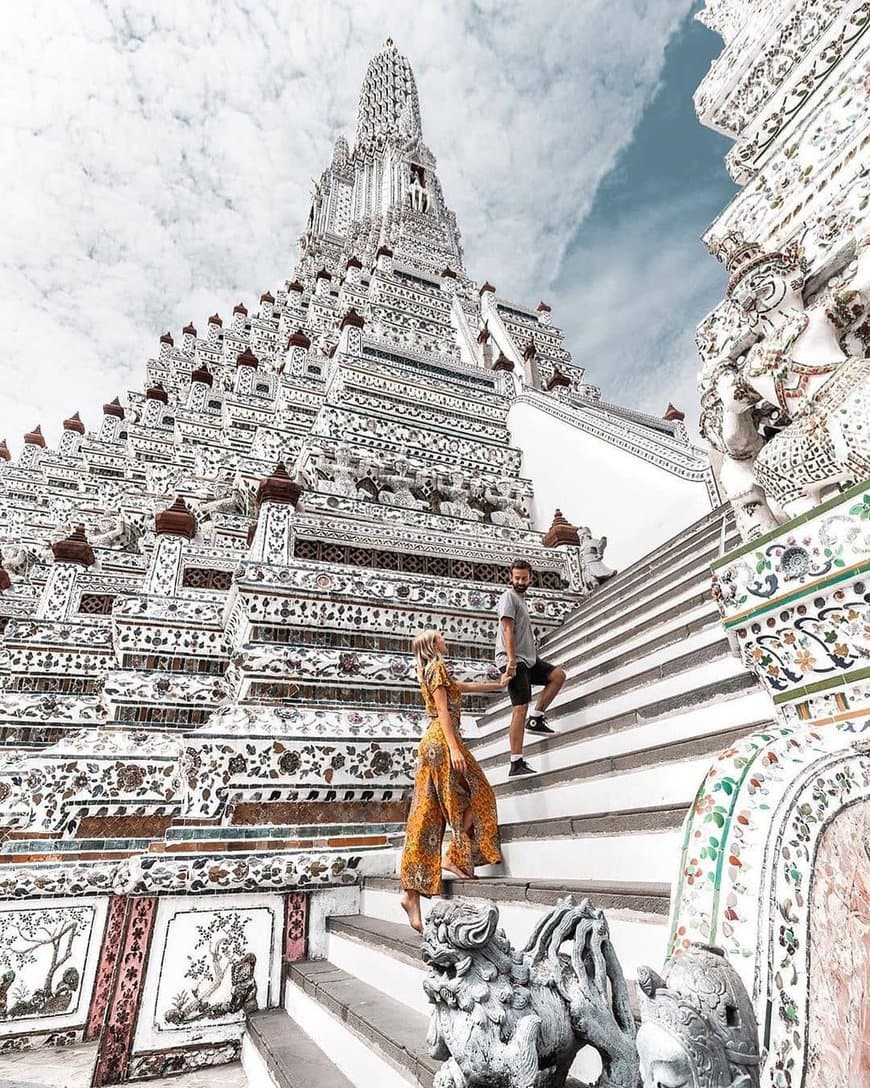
[
  {"x1": 0, "y1": 1042, "x2": 245, "y2": 1088},
  {"x1": 508, "y1": 398, "x2": 713, "y2": 570},
  {"x1": 0, "y1": 897, "x2": 108, "y2": 1041},
  {"x1": 284, "y1": 976, "x2": 414, "y2": 1088},
  {"x1": 133, "y1": 892, "x2": 283, "y2": 1054},
  {"x1": 307, "y1": 885, "x2": 361, "y2": 961}
]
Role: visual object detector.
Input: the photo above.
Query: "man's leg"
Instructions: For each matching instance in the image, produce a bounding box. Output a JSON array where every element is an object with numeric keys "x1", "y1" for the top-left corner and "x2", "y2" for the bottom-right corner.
[
  {"x1": 533, "y1": 667, "x2": 566, "y2": 713},
  {"x1": 508, "y1": 703, "x2": 528, "y2": 757},
  {"x1": 526, "y1": 662, "x2": 566, "y2": 734},
  {"x1": 506, "y1": 664, "x2": 535, "y2": 775}
]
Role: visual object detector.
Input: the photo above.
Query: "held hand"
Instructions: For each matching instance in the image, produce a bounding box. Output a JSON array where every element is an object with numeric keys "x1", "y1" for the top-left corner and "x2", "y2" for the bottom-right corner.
[
  {"x1": 498, "y1": 671, "x2": 512, "y2": 689},
  {"x1": 448, "y1": 744, "x2": 467, "y2": 776}
]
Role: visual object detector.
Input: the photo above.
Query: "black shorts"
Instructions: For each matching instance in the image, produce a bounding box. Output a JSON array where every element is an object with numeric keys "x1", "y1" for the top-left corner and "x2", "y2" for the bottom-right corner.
[{"x1": 502, "y1": 658, "x2": 557, "y2": 707}]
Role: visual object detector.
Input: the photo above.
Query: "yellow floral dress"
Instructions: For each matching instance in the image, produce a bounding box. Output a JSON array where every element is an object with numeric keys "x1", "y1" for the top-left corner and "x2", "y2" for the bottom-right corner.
[{"x1": 400, "y1": 659, "x2": 501, "y2": 896}]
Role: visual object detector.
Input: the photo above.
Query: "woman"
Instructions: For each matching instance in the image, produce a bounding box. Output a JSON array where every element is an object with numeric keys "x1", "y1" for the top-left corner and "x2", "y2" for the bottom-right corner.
[{"x1": 400, "y1": 629, "x2": 508, "y2": 932}]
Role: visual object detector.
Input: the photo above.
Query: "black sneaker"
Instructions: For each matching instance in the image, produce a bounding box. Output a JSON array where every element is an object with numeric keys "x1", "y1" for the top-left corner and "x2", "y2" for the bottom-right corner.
[
  {"x1": 508, "y1": 758, "x2": 536, "y2": 777},
  {"x1": 526, "y1": 714, "x2": 554, "y2": 735}
]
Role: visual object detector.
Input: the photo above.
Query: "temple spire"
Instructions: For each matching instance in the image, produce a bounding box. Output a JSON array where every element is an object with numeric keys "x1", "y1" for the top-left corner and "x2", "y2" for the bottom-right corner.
[{"x1": 355, "y1": 37, "x2": 423, "y2": 152}]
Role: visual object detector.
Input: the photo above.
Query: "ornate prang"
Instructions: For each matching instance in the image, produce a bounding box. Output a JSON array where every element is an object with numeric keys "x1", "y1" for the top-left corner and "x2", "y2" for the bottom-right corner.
[
  {"x1": 0, "y1": 439, "x2": 9, "y2": 461},
  {"x1": 543, "y1": 509, "x2": 580, "y2": 548},
  {"x1": 493, "y1": 352, "x2": 514, "y2": 372},
  {"x1": 663, "y1": 403, "x2": 685, "y2": 422},
  {"x1": 145, "y1": 382, "x2": 169, "y2": 403},
  {"x1": 52, "y1": 524, "x2": 96, "y2": 567},
  {"x1": 422, "y1": 897, "x2": 637, "y2": 1088},
  {"x1": 155, "y1": 497, "x2": 197, "y2": 539},
  {"x1": 24, "y1": 424, "x2": 45, "y2": 447},
  {"x1": 636, "y1": 944, "x2": 760, "y2": 1088},
  {"x1": 236, "y1": 346, "x2": 259, "y2": 368},
  {"x1": 340, "y1": 307, "x2": 365, "y2": 329},
  {"x1": 63, "y1": 411, "x2": 86, "y2": 433},
  {"x1": 190, "y1": 362, "x2": 213, "y2": 386},
  {"x1": 287, "y1": 329, "x2": 311, "y2": 349},
  {"x1": 102, "y1": 397, "x2": 125, "y2": 419},
  {"x1": 256, "y1": 462, "x2": 301, "y2": 508}
]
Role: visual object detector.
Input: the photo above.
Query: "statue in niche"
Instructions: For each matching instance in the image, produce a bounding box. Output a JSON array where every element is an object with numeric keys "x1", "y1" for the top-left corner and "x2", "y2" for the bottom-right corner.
[
  {"x1": 486, "y1": 479, "x2": 530, "y2": 530},
  {"x1": 90, "y1": 510, "x2": 147, "y2": 551},
  {"x1": 422, "y1": 897, "x2": 638, "y2": 1088},
  {"x1": 699, "y1": 232, "x2": 870, "y2": 539},
  {"x1": 2, "y1": 542, "x2": 51, "y2": 576},
  {"x1": 439, "y1": 472, "x2": 485, "y2": 521},
  {"x1": 379, "y1": 457, "x2": 429, "y2": 510},
  {"x1": 408, "y1": 163, "x2": 429, "y2": 213},
  {"x1": 636, "y1": 943, "x2": 761, "y2": 1088},
  {"x1": 318, "y1": 444, "x2": 361, "y2": 500}
]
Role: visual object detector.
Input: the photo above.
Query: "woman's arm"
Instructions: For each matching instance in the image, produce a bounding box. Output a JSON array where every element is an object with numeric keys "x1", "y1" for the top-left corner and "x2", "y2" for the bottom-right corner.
[
  {"x1": 432, "y1": 685, "x2": 466, "y2": 775},
  {"x1": 456, "y1": 674, "x2": 510, "y2": 694}
]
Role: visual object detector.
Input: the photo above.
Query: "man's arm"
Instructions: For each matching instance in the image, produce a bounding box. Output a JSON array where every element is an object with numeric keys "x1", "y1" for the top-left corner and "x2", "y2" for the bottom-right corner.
[{"x1": 501, "y1": 616, "x2": 517, "y2": 675}]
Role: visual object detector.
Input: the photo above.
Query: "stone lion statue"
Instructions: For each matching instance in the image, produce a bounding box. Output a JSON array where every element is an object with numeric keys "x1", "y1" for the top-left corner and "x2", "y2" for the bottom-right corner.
[
  {"x1": 421, "y1": 896, "x2": 637, "y2": 1088},
  {"x1": 636, "y1": 943, "x2": 761, "y2": 1088}
]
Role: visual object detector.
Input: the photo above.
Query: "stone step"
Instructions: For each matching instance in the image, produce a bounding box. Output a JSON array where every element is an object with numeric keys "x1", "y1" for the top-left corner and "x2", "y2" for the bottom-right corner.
[
  {"x1": 356, "y1": 878, "x2": 669, "y2": 996},
  {"x1": 478, "y1": 577, "x2": 726, "y2": 732},
  {"x1": 285, "y1": 959, "x2": 438, "y2": 1088},
  {"x1": 544, "y1": 506, "x2": 731, "y2": 630},
  {"x1": 475, "y1": 681, "x2": 769, "y2": 777},
  {"x1": 498, "y1": 824, "x2": 685, "y2": 886},
  {"x1": 539, "y1": 577, "x2": 718, "y2": 681},
  {"x1": 361, "y1": 874, "x2": 671, "y2": 916},
  {"x1": 492, "y1": 719, "x2": 754, "y2": 798},
  {"x1": 473, "y1": 623, "x2": 738, "y2": 755},
  {"x1": 558, "y1": 601, "x2": 722, "y2": 690},
  {"x1": 540, "y1": 537, "x2": 728, "y2": 658},
  {"x1": 589, "y1": 505, "x2": 732, "y2": 594},
  {"x1": 243, "y1": 1007, "x2": 355, "y2": 1088},
  {"x1": 475, "y1": 642, "x2": 748, "y2": 747}
]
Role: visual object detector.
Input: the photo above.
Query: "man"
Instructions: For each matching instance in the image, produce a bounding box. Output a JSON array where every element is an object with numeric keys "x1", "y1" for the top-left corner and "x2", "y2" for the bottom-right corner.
[{"x1": 495, "y1": 559, "x2": 566, "y2": 777}]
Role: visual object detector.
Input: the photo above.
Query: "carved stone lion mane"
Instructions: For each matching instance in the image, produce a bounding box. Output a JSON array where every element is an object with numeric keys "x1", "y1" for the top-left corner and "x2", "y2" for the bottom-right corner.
[{"x1": 420, "y1": 896, "x2": 637, "y2": 1088}]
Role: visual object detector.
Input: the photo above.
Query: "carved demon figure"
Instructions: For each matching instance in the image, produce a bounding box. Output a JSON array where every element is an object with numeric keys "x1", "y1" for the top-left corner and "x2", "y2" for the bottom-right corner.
[
  {"x1": 636, "y1": 944, "x2": 761, "y2": 1088},
  {"x1": 421, "y1": 897, "x2": 637, "y2": 1088}
]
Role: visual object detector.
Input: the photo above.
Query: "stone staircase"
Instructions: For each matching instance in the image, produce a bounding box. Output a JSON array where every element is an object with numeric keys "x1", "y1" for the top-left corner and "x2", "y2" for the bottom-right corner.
[{"x1": 242, "y1": 504, "x2": 775, "y2": 1087}]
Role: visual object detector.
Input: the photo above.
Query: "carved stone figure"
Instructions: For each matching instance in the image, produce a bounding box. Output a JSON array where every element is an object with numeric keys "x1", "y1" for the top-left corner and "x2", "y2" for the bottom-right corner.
[
  {"x1": 90, "y1": 512, "x2": 146, "y2": 550},
  {"x1": 421, "y1": 896, "x2": 637, "y2": 1088},
  {"x1": 486, "y1": 479, "x2": 529, "y2": 529},
  {"x1": 636, "y1": 944, "x2": 760, "y2": 1088},
  {"x1": 318, "y1": 445, "x2": 362, "y2": 500},
  {"x1": 439, "y1": 473, "x2": 484, "y2": 521},
  {"x1": 408, "y1": 165, "x2": 429, "y2": 213},
  {"x1": 2, "y1": 543, "x2": 51, "y2": 575},
  {"x1": 699, "y1": 232, "x2": 870, "y2": 538},
  {"x1": 380, "y1": 459, "x2": 428, "y2": 510},
  {"x1": 578, "y1": 529, "x2": 616, "y2": 586}
]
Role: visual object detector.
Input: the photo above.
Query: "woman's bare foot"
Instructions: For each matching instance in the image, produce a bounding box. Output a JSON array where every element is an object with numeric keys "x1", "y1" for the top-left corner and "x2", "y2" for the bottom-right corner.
[
  {"x1": 400, "y1": 889, "x2": 423, "y2": 933},
  {"x1": 442, "y1": 859, "x2": 473, "y2": 881}
]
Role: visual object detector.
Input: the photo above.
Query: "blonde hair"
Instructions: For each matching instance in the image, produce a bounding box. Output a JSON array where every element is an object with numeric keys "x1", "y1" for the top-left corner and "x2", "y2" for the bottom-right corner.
[{"x1": 412, "y1": 629, "x2": 443, "y2": 682}]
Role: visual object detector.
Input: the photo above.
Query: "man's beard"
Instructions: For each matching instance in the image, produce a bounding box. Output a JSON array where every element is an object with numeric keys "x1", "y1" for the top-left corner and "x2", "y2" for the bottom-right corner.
[{"x1": 512, "y1": 583, "x2": 528, "y2": 594}]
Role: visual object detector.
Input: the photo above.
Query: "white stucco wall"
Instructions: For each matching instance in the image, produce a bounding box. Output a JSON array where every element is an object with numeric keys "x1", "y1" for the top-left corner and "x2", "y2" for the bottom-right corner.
[{"x1": 508, "y1": 399, "x2": 715, "y2": 571}]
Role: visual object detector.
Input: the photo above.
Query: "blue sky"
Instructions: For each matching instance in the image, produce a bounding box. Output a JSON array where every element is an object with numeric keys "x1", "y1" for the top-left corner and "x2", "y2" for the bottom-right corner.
[
  {"x1": 547, "y1": 6, "x2": 736, "y2": 429},
  {"x1": 0, "y1": 1, "x2": 733, "y2": 448}
]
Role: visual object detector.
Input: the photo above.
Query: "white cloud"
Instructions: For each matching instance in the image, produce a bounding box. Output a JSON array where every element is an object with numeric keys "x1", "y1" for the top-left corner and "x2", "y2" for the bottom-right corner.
[
  {"x1": 550, "y1": 189, "x2": 729, "y2": 438},
  {"x1": 0, "y1": 0, "x2": 694, "y2": 451}
]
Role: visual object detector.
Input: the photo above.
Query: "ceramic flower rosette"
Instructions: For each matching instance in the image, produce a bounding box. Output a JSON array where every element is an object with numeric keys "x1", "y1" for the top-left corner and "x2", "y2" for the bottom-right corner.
[{"x1": 669, "y1": 477, "x2": 870, "y2": 1088}]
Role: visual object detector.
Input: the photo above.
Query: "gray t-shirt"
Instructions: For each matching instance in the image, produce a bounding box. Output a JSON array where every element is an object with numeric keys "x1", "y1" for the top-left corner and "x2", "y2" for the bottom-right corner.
[{"x1": 495, "y1": 588, "x2": 536, "y2": 666}]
